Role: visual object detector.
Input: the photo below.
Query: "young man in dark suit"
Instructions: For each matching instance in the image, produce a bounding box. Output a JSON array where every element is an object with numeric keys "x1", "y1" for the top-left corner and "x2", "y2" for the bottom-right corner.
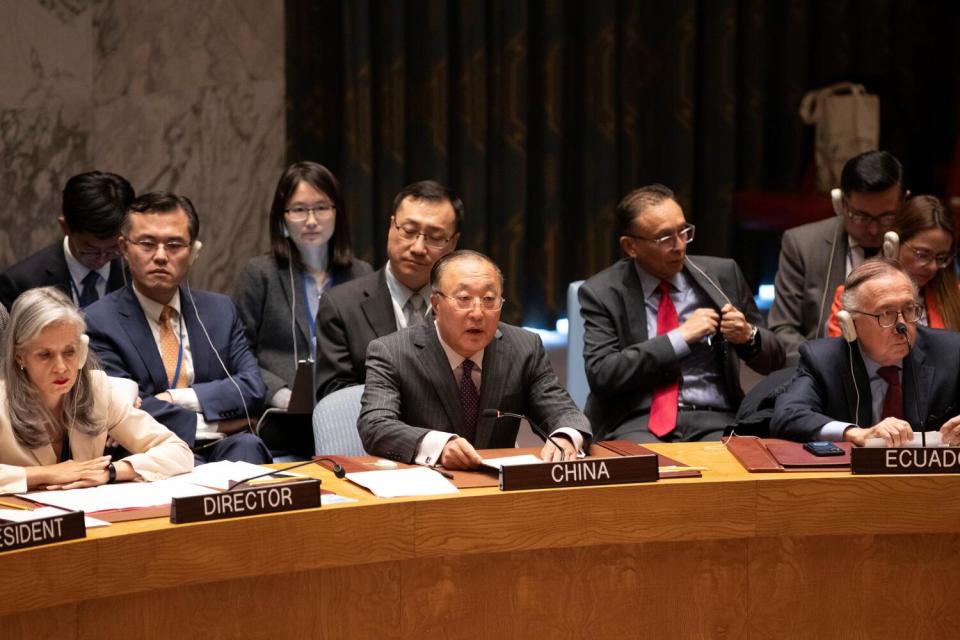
[
  {"x1": 314, "y1": 180, "x2": 462, "y2": 398},
  {"x1": 0, "y1": 171, "x2": 133, "y2": 310},
  {"x1": 85, "y1": 192, "x2": 270, "y2": 465}
]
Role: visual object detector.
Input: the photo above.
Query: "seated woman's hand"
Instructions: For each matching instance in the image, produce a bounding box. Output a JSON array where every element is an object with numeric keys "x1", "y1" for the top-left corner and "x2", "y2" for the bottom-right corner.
[{"x1": 40, "y1": 455, "x2": 112, "y2": 490}]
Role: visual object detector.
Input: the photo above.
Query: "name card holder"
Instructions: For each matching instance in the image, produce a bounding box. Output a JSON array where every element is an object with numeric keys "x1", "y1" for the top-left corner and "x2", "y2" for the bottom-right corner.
[
  {"x1": 0, "y1": 510, "x2": 85, "y2": 554},
  {"x1": 499, "y1": 454, "x2": 658, "y2": 491},
  {"x1": 851, "y1": 447, "x2": 960, "y2": 475},
  {"x1": 170, "y1": 478, "x2": 321, "y2": 524}
]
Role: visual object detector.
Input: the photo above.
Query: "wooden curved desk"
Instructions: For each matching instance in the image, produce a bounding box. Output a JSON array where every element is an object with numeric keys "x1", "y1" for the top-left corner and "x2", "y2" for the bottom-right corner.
[{"x1": 4, "y1": 443, "x2": 960, "y2": 639}]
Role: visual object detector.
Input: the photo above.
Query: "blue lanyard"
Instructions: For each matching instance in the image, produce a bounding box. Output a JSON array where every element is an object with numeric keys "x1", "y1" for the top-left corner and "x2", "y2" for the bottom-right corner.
[
  {"x1": 299, "y1": 271, "x2": 317, "y2": 342},
  {"x1": 169, "y1": 314, "x2": 185, "y2": 388}
]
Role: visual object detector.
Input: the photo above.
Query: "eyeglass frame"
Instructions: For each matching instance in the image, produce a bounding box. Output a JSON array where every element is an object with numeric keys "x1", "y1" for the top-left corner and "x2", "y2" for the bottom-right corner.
[
  {"x1": 623, "y1": 223, "x2": 696, "y2": 249},
  {"x1": 391, "y1": 216, "x2": 454, "y2": 249},
  {"x1": 284, "y1": 204, "x2": 336, "y2": 221},
  {"x1": 843, "y1": 201, "x2": 897, "y2": 227},
  {"x1": 124, "y1": 238, "x2": 192, "y2": 255},
  {"x1": 902, "y1": 241, "x2": 955, "y2": 269},
  {"x1": 848, "y1": 303, "x2": 925, "y2": 328},
  {"x1": 434, "y1": 291, "x2": 505, "y2": 311}
]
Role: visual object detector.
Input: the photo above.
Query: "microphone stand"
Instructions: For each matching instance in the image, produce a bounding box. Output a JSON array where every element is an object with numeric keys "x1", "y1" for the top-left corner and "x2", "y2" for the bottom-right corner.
[{"x1": 897, "y1": 323, "x2": 925, "y2": 447}]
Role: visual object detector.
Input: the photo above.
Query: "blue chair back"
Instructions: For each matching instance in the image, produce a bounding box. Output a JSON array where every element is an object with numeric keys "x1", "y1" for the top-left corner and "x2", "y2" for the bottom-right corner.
[
  {"x1": 566, "y1": 280, "x2": 588, "y2": 409},
  {"x1": 313, "y1": 385, "x2": 367, "y2": 456}
]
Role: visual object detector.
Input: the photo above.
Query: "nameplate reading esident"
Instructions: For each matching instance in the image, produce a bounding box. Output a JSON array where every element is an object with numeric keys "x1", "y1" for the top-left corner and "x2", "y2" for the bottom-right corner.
[
  {"x1": 170, "y1": 479, "x2": 321, "y2": 524},
  {"x1": 851, "y1": 447, "x2": 960, "y2": 475},
  {"x1": 498, "y1": 454, "x2": 658, "y2": 491},
  {"x1": 0, "y1": 510, "x2": 86, "y2": 554}
]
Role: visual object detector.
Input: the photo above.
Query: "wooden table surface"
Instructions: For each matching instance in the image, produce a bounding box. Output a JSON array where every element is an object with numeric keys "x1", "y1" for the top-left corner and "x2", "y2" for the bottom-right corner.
[{"x1": 4, "y1": 442, "x2": 960, "y2": 639}]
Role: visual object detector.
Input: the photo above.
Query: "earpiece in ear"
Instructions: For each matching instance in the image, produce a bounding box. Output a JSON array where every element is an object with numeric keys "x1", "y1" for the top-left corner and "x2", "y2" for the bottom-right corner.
[
  {"x1": 882, "y1": 231, "x2": 900, "y2": 260},
  {"x1": 282, "y1": 224, "x2": 290, "y2": 238},
  {"x1": 188, "y1": 240, "x2": 203, "y2": 267},
  {"x1": 78, "y1": 334, "x2": 89, "y2": 369},
  {"x1": 837, "y1": 310, "x2": 857, "y2": 343},
  {"x1": 831, "y1": 188, "x2": 844, "y2": 217}
]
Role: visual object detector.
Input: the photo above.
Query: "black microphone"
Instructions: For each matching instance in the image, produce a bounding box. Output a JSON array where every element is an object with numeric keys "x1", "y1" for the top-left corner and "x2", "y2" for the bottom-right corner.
[
  {"x1": 896, "y1": 323, "x2": 925, "y2": 447},
  {"x1": 227, "y1": 457, "x2": 345, "y2": 491},
  {"x1": 480, "y1": 409, "x2": 569, "y2": 454}
]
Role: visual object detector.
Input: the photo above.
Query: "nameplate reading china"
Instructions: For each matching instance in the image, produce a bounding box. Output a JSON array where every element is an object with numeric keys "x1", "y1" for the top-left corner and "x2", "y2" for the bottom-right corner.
[
  {"x1": 851, "y1": 447, "x2": 960, "y2": 475},
  {"x1": 170, "y1": 479, "x2": 321, "y2": 524},
  {"x1": 498, "y1": 454, "x2": 658, "y2": 491},
  {"x1": 0, "y1": 510, "x2": 85, "y2": 554}
]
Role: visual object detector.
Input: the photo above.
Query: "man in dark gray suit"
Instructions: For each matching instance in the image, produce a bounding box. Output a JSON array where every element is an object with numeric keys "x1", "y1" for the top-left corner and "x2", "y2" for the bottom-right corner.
[
  {"x1": 358, "y1": 251, "x2": 591, "y2": 469},
  {"x1": 579, "y1": 184, "x2": 784, "y2": 443},
  {"x1": 773, "y1": 259, "x2": 960, "y2": 446},
  {"x1": 315, "y1": 181, "x2": 462, "y2": 398},
  {"x1": 768, "y1": 151, "x2": 905, "y2": 364}
]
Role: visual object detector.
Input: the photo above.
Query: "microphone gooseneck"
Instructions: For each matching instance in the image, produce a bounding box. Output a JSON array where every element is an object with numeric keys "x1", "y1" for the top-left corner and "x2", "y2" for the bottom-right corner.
[
  {"x1": 481, "y1": 409, "x2": 568, "y2": 454},
  {"x1": 226, "y1": 457, "x2": 345, "y2": 492},
  {"x1": 896, "y1": 323, "x2": 925, "y2": 446}
]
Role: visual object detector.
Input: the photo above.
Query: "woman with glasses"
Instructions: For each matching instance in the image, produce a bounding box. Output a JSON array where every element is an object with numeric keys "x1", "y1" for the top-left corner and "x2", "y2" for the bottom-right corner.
[
  {"x1": 0, "y1": 287, "x2": 192, "y2": 493},
  {"x1": 233, "y1": 162, "x2": 371, "y2": 456},
  {"x1": 827, "y1": 195, "x2": 959, "y2": 336}
]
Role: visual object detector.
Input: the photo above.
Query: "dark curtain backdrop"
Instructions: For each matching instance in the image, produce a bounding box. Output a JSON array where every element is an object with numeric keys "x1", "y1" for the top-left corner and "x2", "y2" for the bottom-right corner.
[{"x1": 287, "y1": 0, "x2": 959, "y2": 327}]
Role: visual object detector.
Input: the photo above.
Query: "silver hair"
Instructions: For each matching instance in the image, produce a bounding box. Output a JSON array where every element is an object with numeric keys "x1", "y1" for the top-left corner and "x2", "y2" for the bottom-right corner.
[
  {"x1": 840, "y1": 257, "x2": 919, "y2": 312},
  {"x1": 4, "y1": 287, "x2": 102, "y2": 448}
]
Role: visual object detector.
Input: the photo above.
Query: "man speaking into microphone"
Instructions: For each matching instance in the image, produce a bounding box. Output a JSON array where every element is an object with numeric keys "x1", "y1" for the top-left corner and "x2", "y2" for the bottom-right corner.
[
  {"x1": 772, "y1": 258, "x2": 960, "y2": 445},
  {"x1": 358, "y1": 250, "x2": 591, "y2": 469}
]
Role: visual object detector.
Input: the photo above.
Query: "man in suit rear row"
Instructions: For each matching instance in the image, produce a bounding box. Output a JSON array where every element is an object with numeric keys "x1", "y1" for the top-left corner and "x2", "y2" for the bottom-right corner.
[
  {"x1": 772, "y1": 258, "x2": 960, "y2": 446},
  {"x1": 0, "y1": 171, "x2": 133, "y2": 310},
  {"x1": 85, "y1": 192, "x2": 270, "y2": 464},
  {"x1": 358, "y1": 250, "x2": 591, "y2": 468},
  {"x1": 314, "y1": 180, "x2": 462, "y2": 398}
]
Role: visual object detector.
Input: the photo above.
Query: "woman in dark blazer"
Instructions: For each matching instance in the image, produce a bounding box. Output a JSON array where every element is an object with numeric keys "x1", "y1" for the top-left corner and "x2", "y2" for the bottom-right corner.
[{"x1": 233, "y1": 162, "x2": 372, "y2": 455}]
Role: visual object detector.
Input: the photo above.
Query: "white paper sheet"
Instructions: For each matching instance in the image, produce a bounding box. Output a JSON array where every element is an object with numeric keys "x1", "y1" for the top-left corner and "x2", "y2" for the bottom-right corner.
[
  {"x1": 864, "y1": 432, "x2": 951, "y2": 448},
  {"x1": 345, "y1": 467, "x2": 458, "y2": 498},
  {"x1": 19, "y1": 477, "x2": 216, "y2": 514},
  {"x1": 480, "y1": 454, "x2": 543, "y2": 470},
  {"x1": 0, "y1": 506, "x2": 110, "y2": 528},
  {"x1": 177, "y1": 460, "x2": 305, "y2": 490}
]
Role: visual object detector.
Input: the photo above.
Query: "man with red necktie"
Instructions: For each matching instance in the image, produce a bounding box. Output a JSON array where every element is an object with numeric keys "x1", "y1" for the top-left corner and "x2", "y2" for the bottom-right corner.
[{"x1": 579, "y1": 184, "x2": 785, "y2": 443}]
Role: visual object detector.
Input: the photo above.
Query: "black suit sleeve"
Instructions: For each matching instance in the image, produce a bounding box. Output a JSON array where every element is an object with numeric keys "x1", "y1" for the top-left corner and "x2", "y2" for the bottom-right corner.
[
  {"x1": 770, "y1": 343, "x2": 843, "y2": 442},
  {"x1": 315, "y1": 293, "x2": 362, "y2": 398}
]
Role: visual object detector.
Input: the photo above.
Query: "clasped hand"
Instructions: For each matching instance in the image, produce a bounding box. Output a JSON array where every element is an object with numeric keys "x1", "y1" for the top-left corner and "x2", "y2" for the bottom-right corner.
[{"x1": 679, "y1": 304, "x2": 753, "y2": 345}]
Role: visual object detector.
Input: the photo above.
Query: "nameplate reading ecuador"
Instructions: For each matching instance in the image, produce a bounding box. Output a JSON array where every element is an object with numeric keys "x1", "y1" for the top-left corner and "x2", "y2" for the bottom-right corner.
[
  {"x1": 0, "y1": 510, "x2": 85, "y2": 554},
  {"x1": 499, "y1": 454, "x2": 658, "y2": 491},
  {"x1": 170, "y1": 479, "x2": 321, "y2": 524},
  {"x1": 851, "y1": 447, "x2": 960, "y2": 475}
]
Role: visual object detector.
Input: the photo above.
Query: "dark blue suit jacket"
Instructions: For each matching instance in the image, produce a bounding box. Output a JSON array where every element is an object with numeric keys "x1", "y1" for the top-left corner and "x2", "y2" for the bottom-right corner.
[
  {"x1": 771, "y1": 326, "x2": 960, "y2": 442},
  {"x1": 85, "y1": 285, "x2": 266, "y2": 447}
]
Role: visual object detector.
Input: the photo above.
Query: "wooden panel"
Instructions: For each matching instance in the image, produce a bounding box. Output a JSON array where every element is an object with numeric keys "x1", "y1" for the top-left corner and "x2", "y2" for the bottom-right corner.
[{"x1": 1, "y1": 604, "x2": 77, "y2": 640}]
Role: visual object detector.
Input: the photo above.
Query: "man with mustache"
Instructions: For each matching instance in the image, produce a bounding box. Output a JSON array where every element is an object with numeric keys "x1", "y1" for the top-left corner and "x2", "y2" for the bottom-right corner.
[
  {"x1": 85, "y1": 192, "x2": 270, "y2": 464},
  {"x1": 315, "y1": 180, "x2": 462, "y2": 398}
]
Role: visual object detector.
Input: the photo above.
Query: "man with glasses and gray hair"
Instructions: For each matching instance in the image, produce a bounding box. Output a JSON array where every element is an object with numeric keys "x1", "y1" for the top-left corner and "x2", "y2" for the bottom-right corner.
[
  {"x1": 0, "y1": 171, "x2": 133, "y2": 310},
  {"x1": 769, "y1": 150, "x2": 906, "y2": 364},
  {"x1": 358, "y1": 250, "x2": 591, "y2": 468},
  {"x1": 579, "y1": 184, "x2": 784, "y2": 444},
  {"x1": 315, "y1": 180, "x2": 462, "y2": 398},
  {"x1": 772, "y1": 258, "x2": 960, "y2": 446}
]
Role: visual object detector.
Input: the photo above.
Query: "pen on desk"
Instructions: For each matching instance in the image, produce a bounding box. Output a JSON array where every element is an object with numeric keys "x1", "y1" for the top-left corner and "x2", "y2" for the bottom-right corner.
[{"x1": 431, "y1": 466, "x2": 455, "y2": 480}]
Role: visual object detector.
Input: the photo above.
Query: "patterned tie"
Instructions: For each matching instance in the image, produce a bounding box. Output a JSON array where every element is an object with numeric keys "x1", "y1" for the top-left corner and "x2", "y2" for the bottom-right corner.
[
  {"x1": 649, "y1": 280, "x2": 680, "y2": 437},
  {"x1": 877, "y1": 366, "x2": 903, "y2": 420},
  {"x1": 159, "y1": 305, "x2": 187, "y2": 389},
  {"x1": 459, "y1": 359, "x2": 479, "y2": 443},
  {"x1": 78, "y1": 271, "x2": 100, "y2": 308},
  {"x1": 405, "y1": 292, "x2": 426, "y2": 326}
]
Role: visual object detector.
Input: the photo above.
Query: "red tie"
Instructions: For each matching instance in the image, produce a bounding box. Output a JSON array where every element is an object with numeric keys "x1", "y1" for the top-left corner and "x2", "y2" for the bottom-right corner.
[
  {"x1": 877, "y1": 366, "x2": 903, "y2": 420},
  {"x1": 649, "y1": 280, "x2": 680, "y2": 437}
]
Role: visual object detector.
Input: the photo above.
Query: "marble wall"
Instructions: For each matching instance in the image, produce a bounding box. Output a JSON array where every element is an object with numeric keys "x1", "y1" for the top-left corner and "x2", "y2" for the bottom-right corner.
[{"x1": 0, "y1": 0, "x2": 285, "y2": 293}]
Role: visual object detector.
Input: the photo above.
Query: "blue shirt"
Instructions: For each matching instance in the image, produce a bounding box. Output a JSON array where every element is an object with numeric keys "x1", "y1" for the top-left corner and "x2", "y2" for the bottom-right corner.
[{"x1": 634, "y1": 263, "x2": 729, "y2": 410}]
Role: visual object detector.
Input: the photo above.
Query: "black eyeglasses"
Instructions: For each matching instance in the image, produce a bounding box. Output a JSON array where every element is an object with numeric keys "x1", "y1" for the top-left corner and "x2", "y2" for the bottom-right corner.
[
  {"x1": 625, "y1": 224, "x2": 695, "y2": 249},
  {"x1": 391, "y1": 217, "x2": 452, "y2": 249},
  {"x1": 849, "y1": 303, "x2": 924, "y2": 328}
]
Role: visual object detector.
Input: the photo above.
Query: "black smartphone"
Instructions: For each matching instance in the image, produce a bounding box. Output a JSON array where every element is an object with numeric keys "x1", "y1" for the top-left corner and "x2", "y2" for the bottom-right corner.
[{"x1": 803, "y1": 441, "x2": 845, "y2": 457}]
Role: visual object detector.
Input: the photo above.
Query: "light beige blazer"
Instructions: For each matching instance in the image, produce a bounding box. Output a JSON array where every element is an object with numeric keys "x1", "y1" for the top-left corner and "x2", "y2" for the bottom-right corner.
[{"x1": 0, "y1": 371, "x2": 193, "y2": 494}]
